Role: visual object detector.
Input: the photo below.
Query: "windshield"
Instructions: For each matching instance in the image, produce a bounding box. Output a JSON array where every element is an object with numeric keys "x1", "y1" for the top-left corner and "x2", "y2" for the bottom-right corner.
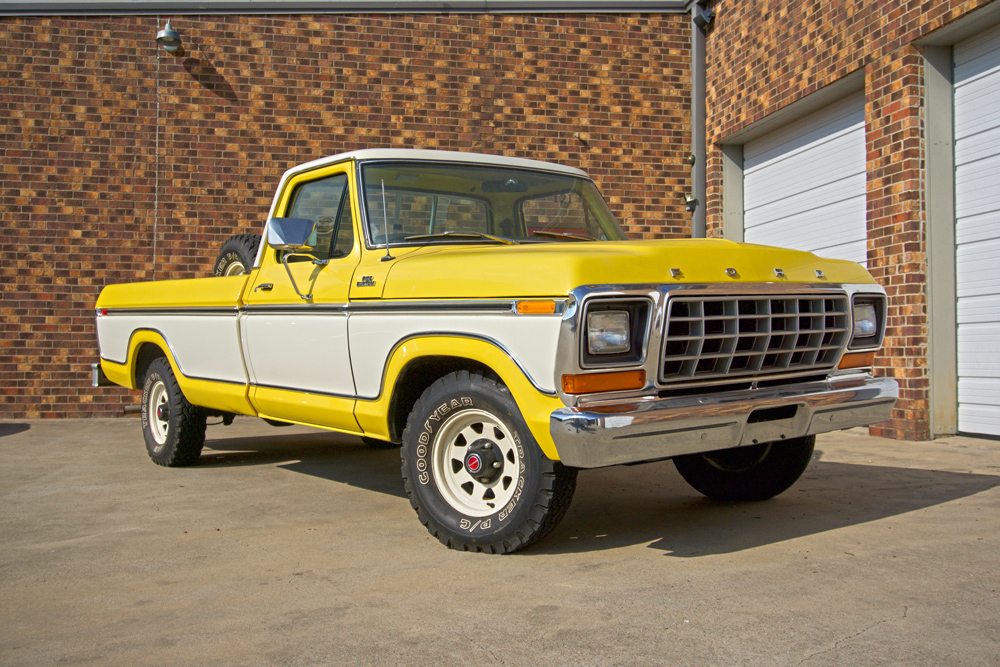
[{"x1": 360, "y1": 162, "x2": 627, "y2": 246}]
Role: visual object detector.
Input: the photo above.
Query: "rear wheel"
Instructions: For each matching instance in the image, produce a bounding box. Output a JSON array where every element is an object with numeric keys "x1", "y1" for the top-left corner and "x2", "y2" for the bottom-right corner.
[
  {"x1": 401, "y1": 371, "x2": 576, "y2": 553},
  {"x1": 213, "y1": 234, "x2": 261, "y2": 277},
  {"x1": 141, "y1": 358, "x2": 207, "y2": 467},
  {"x1": 673, "y1": 435, "x2": 815, "y2": 502}
]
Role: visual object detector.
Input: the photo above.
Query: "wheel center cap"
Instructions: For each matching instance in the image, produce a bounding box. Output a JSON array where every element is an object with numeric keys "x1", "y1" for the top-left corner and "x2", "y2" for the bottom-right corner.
[
  {"x1": 464, "y1": 439, "x2": 503, "y2": 482},
  {"x1": 156, "y1": 404, "x2": 169, "y2": 422}
]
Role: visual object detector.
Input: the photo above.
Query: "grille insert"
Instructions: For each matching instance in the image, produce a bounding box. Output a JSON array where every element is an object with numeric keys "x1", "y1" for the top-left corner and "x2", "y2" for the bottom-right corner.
[{"x1": 659, "y1": 295, "x2": 849, "y2": 384}]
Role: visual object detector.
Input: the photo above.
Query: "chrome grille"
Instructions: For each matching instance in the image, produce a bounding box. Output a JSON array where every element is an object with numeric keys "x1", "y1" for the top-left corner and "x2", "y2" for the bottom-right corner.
[{"x1": 659, "y1": 294, "x2": 849, "y2": 384}]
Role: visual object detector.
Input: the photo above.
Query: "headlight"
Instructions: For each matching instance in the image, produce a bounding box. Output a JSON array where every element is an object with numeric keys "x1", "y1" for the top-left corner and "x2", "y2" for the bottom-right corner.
[
  {"x1": 853, "y1": 303, "x2": 877, "y2": 338},
  {"x1": 588, "y1": 310, "x2": 631, "y2": 355},
  {"x1": 849, "y1": 296, "x2": 883, "y2": 348},
  {"x1": 580, "y1": 298, "x2": 651, "y2": 367}
]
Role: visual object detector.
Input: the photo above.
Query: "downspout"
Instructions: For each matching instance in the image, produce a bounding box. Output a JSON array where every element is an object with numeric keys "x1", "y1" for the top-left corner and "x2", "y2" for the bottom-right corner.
[{"x1": 687, "y1": 1, "x2": 713, "y2": 238}]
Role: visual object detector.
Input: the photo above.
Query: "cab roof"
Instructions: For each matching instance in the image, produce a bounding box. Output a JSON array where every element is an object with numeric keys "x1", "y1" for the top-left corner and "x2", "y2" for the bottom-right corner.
[{"x1": 281, "y1": 148, "x2": 590, "y2": 181}]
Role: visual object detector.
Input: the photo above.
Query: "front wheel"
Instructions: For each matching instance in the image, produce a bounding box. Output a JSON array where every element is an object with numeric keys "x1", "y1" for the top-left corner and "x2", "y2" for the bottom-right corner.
[
  {"x1": 401, "y1": 371, "x2": 576, "y2": 554},
  {"x1": 673, "y1": 435, "x2": 815, "y2": 502},
  {"x1": 141, "y1": 358, "x2": 207, "y2": 467}
]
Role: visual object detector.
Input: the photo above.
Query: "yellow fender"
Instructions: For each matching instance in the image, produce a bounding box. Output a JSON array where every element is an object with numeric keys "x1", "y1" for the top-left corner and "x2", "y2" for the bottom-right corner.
[{"x1": 353, "y1": 335, "x2": 565, "y2": 461}]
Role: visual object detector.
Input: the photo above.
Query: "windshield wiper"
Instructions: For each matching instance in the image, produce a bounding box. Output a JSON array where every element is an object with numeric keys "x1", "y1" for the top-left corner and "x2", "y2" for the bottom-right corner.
[
  {"x1": 531, "y1": 230, "x2": 597, "y2": 241},
  {"x1": 403, "y1": 231, "x2": 518, "y2": 245}
]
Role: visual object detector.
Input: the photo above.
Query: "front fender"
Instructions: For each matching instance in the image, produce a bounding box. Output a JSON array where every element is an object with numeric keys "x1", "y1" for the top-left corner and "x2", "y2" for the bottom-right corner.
[{"x1": 353, "y1": 335, "x2": 565, "y2": 461}]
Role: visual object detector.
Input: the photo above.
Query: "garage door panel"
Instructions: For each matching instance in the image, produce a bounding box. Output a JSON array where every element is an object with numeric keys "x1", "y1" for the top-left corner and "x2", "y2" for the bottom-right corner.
[
  {"x1": 957, "y1": 403, "x2": 1000, "y2": 436},
  {"x1": 957, "y1": 294, "x2": 1000, "y2": 324},
  {"x1": 744, "y1": 139, "x2": 865, "y2": 211},
  {"x1": 744, "y1": 93, "x2": 864, "y2": 166},
  {"x1": 745, "y1": 173, "x2": 866, "y2": 229},
  {"x1": 954, "y1": 210, "x2": 1000, "y2": 245},
  {"x1": 954, "y1": 123, "x2": 1000, "y2": 166},
  {"x1": 955, "y1": 154, "x2": 1000, "y2": 218},
  {"x1": 746, "y1": 196, "x2": 865, "y2": 248},
  {"x1": 954, "y1": 74, "x2": 1000, "y2": 138},
  {"x1": 952, "y1": 26, "x2": 1000, "y2": 436},
  {"x1": 955, "y1": 22, "x2": 1000, "y2": 66},
  {"x1": 956, "y1": 237, "x2": 1000, "y2": 297},
  {"x1": 743, "y1": 92, "x2": 866, "y2": 266}
]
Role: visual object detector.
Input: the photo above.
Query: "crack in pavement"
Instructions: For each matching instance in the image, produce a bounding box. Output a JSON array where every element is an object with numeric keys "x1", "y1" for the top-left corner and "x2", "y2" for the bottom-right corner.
[{"x1": 795, "y1": 606, "x2": 909, "y2": 666}]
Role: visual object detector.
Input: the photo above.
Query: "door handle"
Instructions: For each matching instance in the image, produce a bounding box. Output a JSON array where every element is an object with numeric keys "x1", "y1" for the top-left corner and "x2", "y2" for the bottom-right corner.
[{"x1": 254, "y1": 283, "x2": 273, "y2": 292}]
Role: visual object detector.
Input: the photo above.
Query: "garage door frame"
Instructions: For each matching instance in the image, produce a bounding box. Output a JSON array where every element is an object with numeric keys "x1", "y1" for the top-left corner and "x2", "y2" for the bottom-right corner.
[{"x1": 923, "y1": 45, "x2": 959, "y2": 437}]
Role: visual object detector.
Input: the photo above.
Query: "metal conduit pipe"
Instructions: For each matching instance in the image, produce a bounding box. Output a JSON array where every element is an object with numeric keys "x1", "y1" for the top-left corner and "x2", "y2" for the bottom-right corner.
[{"x1": 687, "y1": 1, "x2": 712, "y2": 238}]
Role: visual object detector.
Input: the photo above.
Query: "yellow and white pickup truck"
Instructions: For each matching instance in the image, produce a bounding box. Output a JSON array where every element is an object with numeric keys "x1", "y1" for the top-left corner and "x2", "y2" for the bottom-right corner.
[{"x1": 94, "y1": 149, "x2": 897, "y2": 553}]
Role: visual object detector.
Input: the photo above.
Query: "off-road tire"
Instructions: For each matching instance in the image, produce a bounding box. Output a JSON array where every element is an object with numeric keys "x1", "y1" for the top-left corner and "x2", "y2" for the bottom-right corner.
[
  {"x1": 401, "y1": 370, "x2": 577, "y2": 554},
  {"x1": 673, "y1": 435, "x2": 816, "y2": 502},
  {"x1": 213, "y1": 234, "x2": 261, "y2": 277},
  {"x1": 141, "y1": 357, "x2": 207, "y2": 467}
]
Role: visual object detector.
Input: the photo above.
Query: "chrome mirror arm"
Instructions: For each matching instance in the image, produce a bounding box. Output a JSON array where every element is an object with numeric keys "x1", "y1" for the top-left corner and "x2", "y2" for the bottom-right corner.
[{"x1": 280, "y1": 252, "x2": 329, "y2": 301}]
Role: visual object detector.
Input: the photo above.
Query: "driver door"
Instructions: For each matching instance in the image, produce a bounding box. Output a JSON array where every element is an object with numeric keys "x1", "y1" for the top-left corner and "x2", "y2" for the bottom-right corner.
[{"x1": 241, "y1": 163, "x2": 362, "y2": 433}]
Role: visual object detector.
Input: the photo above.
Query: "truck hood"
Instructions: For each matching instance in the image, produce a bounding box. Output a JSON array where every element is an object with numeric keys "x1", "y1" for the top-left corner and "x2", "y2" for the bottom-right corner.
[{"x1": 380, "y1": 239, "x2": 875, "y2": 300}]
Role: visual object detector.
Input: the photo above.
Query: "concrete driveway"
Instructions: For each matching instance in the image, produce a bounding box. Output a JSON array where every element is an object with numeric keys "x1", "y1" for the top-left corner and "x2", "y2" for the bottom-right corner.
[{"x1": 2, "y1": 417, "x2": 998, "y2": 666}]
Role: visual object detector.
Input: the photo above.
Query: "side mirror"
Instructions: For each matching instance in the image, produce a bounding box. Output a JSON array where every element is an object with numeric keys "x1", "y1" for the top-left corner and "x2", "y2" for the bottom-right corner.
[{"x1": 267, "y1": 217, "x2": 317, "y2": 250}]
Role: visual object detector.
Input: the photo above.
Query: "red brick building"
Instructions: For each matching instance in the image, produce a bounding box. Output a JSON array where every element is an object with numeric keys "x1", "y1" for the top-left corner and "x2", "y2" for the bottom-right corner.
[
  {"x1": 702, "y1": 0, "x2": 1000, "y2": 440},
  {"x1": 2, "y1": 0, "x2": 998, "y2": 441}
]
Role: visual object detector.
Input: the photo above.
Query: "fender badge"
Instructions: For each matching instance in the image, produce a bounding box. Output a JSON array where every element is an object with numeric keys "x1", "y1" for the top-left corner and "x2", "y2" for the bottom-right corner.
[{"x1": 356, "y1": 275, "x2": 376, "y2": 287}]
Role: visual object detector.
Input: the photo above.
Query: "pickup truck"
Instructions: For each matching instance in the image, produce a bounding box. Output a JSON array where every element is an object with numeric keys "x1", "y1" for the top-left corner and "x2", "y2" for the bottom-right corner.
[{"x1": 94, "y1": 149, "x2": 898, "y2": 554}]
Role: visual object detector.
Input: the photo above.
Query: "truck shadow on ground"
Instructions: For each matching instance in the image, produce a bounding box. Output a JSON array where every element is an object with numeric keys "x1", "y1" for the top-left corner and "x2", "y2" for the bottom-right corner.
[
  {"x1": 532, "y1": 456, "x2": 1000, "y2": 557},
  {"x1": 0, "y1": 423, "x2": 30, "y2": 438},
  {"x1": 199, "y1": 432, "x2": 1000, "y2": 557},
  {"x1": 200, "y1": 431, "x2": 407, "y2": 499}
]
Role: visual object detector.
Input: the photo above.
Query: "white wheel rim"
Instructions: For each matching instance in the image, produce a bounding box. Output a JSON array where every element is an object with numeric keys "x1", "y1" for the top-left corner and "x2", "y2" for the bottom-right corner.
[
  {"x1": 224, "y1": 260, "x2": 247, "y2": 276},
  {"x1": 148, "y1": 380, "x2": 169, "y2": 449},
  {"x1": 431, "y1": 408, "x2": 521, "y2": 518}
]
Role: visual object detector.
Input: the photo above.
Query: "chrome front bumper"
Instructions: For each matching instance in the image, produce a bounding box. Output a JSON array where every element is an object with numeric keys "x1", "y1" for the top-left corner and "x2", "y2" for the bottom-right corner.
[{"x1": 549, "y1": 376, "x2": 898, "y2": 468}]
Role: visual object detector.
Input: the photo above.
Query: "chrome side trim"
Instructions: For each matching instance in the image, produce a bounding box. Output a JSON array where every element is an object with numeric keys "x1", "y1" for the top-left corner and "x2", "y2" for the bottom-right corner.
[
  {"x1": 97, "y1": 306, "x2": 239, "y2": 315},
  {"x1": 549, "y1": 375, "x2": 898, "y2": 468},
  {"x1": 348, "y1": 300, "x2": 520, "y2": 313}
]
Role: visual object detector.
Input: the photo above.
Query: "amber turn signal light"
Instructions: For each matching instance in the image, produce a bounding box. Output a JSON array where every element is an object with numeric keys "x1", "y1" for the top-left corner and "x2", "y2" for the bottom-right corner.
[
  {"x1": 516, "y1": 300, "x2": 558, "y2": 315},
  {"x1": 838, "y1": 351, "x2": 876, "y2": 369},
  {"x1": 561, "y1": 370, "x2": 645, "y2": 395}
]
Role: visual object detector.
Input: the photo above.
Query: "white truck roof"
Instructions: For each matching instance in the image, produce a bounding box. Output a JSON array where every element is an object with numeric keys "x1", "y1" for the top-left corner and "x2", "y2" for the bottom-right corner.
[{"x1": 281, "y1": 148, "x2": 590, "y2": 181}]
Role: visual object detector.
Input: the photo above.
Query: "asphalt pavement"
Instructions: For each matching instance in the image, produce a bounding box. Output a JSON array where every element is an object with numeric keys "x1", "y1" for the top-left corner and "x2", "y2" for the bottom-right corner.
[{"x1": 1, "y1": 417, "x2": 998, "y2": 666}]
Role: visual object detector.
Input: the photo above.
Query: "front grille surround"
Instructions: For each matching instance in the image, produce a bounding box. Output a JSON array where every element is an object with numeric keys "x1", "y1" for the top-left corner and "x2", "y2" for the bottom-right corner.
[{"x1": 659, "y1": 294, "x2": 850, "y2": 385}]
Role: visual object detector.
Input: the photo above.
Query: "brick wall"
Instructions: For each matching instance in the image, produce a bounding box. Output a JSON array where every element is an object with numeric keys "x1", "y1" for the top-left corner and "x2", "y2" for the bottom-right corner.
[
  {"x1": 0, "y1": 13, "x2": 690, "y2": 418},
  {"x1": 703, "y1": 0, "x2": 994, "y2": 440}
]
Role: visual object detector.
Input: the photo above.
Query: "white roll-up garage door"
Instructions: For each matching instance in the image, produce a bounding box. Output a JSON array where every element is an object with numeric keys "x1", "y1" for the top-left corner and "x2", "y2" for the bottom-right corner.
[
  {"x1": 954, "y1": 25, "x2": 1000, "y2": 437},
  {"x1": 743, "y1": 91, "x2": 868, "y2": 265}
]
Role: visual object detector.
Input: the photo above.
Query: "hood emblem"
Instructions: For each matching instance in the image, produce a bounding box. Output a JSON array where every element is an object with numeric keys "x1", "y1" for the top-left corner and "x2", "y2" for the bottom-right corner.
[
  {"x1": 669, "y1": 268, "x2": 682, "y2": 278},
  {"x1": 815, "y1": 269, "x2": 826, "y2": 279},
  {"x1": 725, "y1": 268, "x2": 738, "y2": 278},
  {"x1": 773, "y1": 268, "x2": 785, "y2": 278}
]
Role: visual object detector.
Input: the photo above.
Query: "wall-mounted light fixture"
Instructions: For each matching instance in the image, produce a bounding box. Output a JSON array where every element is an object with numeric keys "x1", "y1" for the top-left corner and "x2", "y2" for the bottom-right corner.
[
  {"x1": 156, "y1": 19, "x2": 183, "y2": 55},
  {"x1": 684, "y1": 194, "x2": 698, "y2": 213},
  {"x1": 693, "y1": 9, "x2": 716, "y2": 30}
]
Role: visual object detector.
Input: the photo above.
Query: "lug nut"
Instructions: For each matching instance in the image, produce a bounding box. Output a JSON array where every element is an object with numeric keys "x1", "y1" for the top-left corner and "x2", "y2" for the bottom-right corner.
[
  {"x1": 484, "y1": 443, "x2": 492, "y2": 449},
  {"x1": 492, "y1": 461, "x2": 501, "y2": 468}
]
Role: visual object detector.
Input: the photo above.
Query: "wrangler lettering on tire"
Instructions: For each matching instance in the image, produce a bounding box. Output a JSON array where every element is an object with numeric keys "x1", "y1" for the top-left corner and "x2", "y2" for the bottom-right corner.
[{"x1": 401, "y1": 371, "x2": 576, "y2": 554}]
